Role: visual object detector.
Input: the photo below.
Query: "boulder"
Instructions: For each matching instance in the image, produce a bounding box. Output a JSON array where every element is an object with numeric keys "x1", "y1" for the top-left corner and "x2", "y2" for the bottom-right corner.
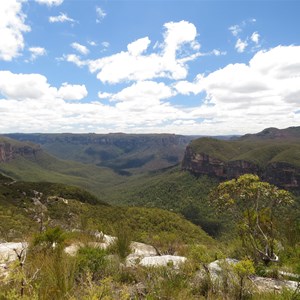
[
  {"x1": 139, "y1": 255, "x2": 186, "y2": 269},
  {"x1": 250, "y1": 275, "x2": 299, "y2": 292},
  {"x1": 0, "y1": 242, "x2": 28, "y2": 263},
  {"x1": 126, "y1": 242, "x2": 157, "y2": 267}
]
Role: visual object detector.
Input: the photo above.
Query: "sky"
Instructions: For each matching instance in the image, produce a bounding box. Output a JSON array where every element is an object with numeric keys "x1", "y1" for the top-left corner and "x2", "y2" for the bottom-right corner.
[{"x1": 0, "y1": 0, "x2": 300, "y2": 135}]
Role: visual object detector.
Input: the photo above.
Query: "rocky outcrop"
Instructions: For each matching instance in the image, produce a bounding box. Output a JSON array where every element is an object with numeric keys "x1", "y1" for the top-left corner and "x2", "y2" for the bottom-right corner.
[
  {"x1": 182, "y1": 146, "x2": 299, "y2": 190},
  {"x1": 206, "y1": 259, "x2": 299, "y2": 292},
  {"x1": 182, "y1": 146, "x2": 226, "y2": 177},
  {"x1": 5, "y1": 133, "x2": 192, "y2": 151},
  {"x1": 139, "y1": 255, "x2": 187, "y2": 269},
  {"x1": 265, "y1": 162, "x2": 300, "y2": 189},
  {"x1": 0, "y1": 140, "x2": 41, "y2": 163},
  {"x1": 182, "y1": 146, "x2": 261, "y2": 180}
]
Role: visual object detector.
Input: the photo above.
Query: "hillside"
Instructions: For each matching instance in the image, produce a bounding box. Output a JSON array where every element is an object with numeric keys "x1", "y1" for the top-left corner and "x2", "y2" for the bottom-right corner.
[
  {"x1": 182, "y1": 126, "x2": 300, "y2": 190},
  {"x1": 5, "y1": 133, "x2": 194, "y2": 175},
  {"x1": 0, "y1": 136, "x2": 127, "y2": 202},
  {"x1": 0, "y1": 174, "x2": 215, "y2": 248}
]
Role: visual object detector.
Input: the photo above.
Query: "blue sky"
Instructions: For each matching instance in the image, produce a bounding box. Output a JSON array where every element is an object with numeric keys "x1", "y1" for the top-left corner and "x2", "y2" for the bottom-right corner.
[{"x1": 0, "y1": 0, "x2": 299, "y2": 135}]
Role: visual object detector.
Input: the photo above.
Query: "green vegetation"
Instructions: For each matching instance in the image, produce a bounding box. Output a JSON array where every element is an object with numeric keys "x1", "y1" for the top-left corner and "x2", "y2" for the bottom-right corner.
[
  {"x1": 210, "y1": 174, "x2": 294, "y2": 263},
  {"x1": 189, "y1": 133, "x2": 300, "y2": 168},
  {"x1": 4, "y1": 133, "x2": 192, "y2": 175},
  {"x1": 0, "y1": 176, "x2": 215, "y2": 247},
  {"x1": 0, "y1": 129, "x2": 299, "y2": 299},
  {"x1": 107, "y1": 167, "x2": 223, "y2": 236}
]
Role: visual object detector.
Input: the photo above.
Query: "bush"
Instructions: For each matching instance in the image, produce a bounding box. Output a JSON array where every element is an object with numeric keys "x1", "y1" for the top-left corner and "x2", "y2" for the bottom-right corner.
[{"x1": 76, "y1": 246, "x2": 107, "y2": 281}]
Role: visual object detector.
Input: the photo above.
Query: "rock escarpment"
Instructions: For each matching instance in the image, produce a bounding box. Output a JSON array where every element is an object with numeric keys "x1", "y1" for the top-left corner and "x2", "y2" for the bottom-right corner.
[
  {"x1": 4, "y1": 133, "x2": 195, "y2": 174},
  {"x1": 182, "y1": 146, "x2": 299, "y2": 189},
  {"x1": 0, "y1": 139, "x2": 41, "y2": 163},
  {"x1": 182, "y1": 127, "x2": 300, "y2": 190},
  {"x1": 182, "y1": 146, "x2": 263, "y2": 180}
]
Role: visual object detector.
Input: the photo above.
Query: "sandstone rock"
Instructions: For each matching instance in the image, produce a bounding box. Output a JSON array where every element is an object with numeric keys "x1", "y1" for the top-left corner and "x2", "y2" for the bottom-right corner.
[
  {"x1": 139, "y1": 255, "x2": 186, "y2": 269},
  {"x1": 130, "y1": 242, "x2": 157, "y2": 257},
  {"x1": 250, "y1": 275, "x2": 299, "y2": 292},
  {"x1": 207, "y1": 258, "x2": 299, "y2": 292},
  {"x1": 126, "y1": 242, "x2": 157, "y2": 267},
  {"x1": 0, "y1": 242, "x2": 28, "y2": 263},
  {"x1": 64, "y1": 243, "x2": 83, "y2": 256}
]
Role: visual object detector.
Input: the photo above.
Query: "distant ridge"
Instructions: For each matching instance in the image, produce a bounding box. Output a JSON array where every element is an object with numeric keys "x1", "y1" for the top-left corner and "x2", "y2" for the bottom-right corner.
[
  {"x1": 182, "y1": 126, "x2": 300, "y2": 190},
  {"x1": 4, "y1": 133, "x2": 195, "y2": 175}
]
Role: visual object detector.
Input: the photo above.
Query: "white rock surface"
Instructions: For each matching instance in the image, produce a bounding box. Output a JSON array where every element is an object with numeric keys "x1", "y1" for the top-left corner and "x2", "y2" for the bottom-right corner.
[
  {"x1": 0, "y1": 242, "x2": 28, "y2": 263},
  {"x1": 250, "y1": 275, "x2": 299, "y2": 292},
  {"x1": 207, "y1": 258, "x2": 299, "y2": 292},
  {"x1": 208, "y1": 258, "x2": 239, "y2": 276},
  {"x1": 64, "y1": 243, "x2": 83, "y2": 256},
  {"x1": 130, "y1": 242, "x2": 157, "y2": 257},
  {"x1": 126, "y1": 242, "x2": 158, "y2": 267},
  {"x1": 139, "y1": 255, "x2": 187, "y2": 269}
]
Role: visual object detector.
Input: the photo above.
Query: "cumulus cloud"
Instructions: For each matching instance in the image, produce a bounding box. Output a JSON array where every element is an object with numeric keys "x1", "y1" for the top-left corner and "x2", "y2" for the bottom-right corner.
[
  {"x1": 0, "y1": 49, "x2": 299, "y2": 134},
  {"x1": 35, "y1": 0, "x2": 63, "y2": 6},
  {"x1": 166, "y1": 45, "x2": 300, "y2": 133},
  {"x1": 0, "y1": 71, "x2": 57, "y2": 101},
  {"x1": 88, "y1": 41, "x2": 97, "y2": 46},
  {"x1": 64, "y1": 54, "x2": 85, "y2": 67},
  {"x1": 111, "y1": 81, "x2": 174, "y2": 103},
  {"x1": 49, "y1": 13, "x2": 75, "y2": 23},
  {"x1": 0, "y1": 0, "x2": 30, "y2": 61},
  {"x1": 251, "y1": 32, "x2": 260, "y2": 44},
  {"x1": 73, "y1": 20, "x2": 202, "y2": 84},
  {"x1": 71, "y1": 42, "x2": 89, "y2": 55},
  {"x1": 235, "y1": 38, "x2": 248, "y2": 53},
  {"x1": 96, "y1": 7, "x2": 106, "y2": 23},
  {"x1": 58, "y1": 83, "x2": 88, "y2": 100},
  {"x1": 28, "y1": 47, "x2": 46, "y2": 61},
  {"x1": 127, "y1": 37, "x2": 151, "y2": 56},
  {"x1": 229, "y1": 24, "x2": 241, "y2": 37}
]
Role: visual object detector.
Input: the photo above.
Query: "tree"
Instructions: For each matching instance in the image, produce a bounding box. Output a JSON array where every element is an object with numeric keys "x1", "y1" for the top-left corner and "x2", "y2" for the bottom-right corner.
[
  {"x1": 233, "y1": 259, "x2": 255, "y2": 300},
  {"x1": 210, "y1": 174, "x2": 294, "y2": 264}
]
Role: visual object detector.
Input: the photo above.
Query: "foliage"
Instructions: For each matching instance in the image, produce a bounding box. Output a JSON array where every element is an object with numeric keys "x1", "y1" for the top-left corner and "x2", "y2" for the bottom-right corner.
[
  {"x1": 110, "y1": 222, "x2": 132, "y2": 260},
  {"x1": 210, "y1": 174, "x2": 294, "y2": 263},
  {"x1": 190, "y1": 134, "x2": 300, "y2": 168},
  {"x1": 233, "y1": 259, "x2": 255, "y2": 300},
  {"x1": 76, "y1": 246, "x2": 108, "y2": 281}
]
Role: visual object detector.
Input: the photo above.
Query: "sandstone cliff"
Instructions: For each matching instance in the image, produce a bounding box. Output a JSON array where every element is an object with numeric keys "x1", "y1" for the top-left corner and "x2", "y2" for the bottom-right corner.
[
  {"x1": 182, "y1": 146, "x2": 299, "y2": 189},
  {"x1": 182, "y1": 126, "x2": 300, "y2": 190},
  {"x1": 0, "y1": 138, "x2": 41, "y2": 163}
]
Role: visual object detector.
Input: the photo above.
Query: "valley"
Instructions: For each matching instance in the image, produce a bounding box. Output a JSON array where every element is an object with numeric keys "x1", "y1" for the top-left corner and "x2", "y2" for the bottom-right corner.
[{"x1": 0, "y1": 127, "x2": 299, "y2": 299}]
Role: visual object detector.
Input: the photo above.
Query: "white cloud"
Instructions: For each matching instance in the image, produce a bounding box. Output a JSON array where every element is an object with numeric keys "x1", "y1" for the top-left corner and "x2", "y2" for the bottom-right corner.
[
  {"x1": 250, "y1": 31, "x2": 260, "y2": 44},
  {"x1": 0, "y1": 0, "x2": 30, "y2": 61},
  {"x1": 0, "y1": 71, "x2": 57, "y2": 101},
  {"x1": 71, "y1": 42, "x2": 89, "y2": 55},
  {"x1": 111, "y1": 81, "x2": 174, "y2": 103},
  {"x1": 88, "y1": 41, "x2": 97, "y2": 46},
  {"x1": 64, "y1": 54, "x2": 86, "y2": 67},
  {"x1": 127, "y1": 37, "x2": 150, "y2": 56},
  {"x1": 49, "y1": 13, "x2": 75, "y2": 23},
  {"x1": 28, "y1": 47, "x2": 46, "y2": 61},
  {"x1": 96, "y1": 7, "x2": 106, "y2": 23},
  {"x1": 102, "y1": 42, "x2": 110, "y2": 48},
  {"x1": 76, "y1": 21, "x2": 201, "y2": 84},
  {"x1": 229, "y1": 24, "x2": 241, "y2": 36},
  {"x1": 235, "y1": 38, "x2": 248, "y2": 53},
  {"x1": 35, "y1": 0, "x2": 63, "y2": 6},
  {"x1": 58, "y1": 83, "x2": 88, "y2": 100}
]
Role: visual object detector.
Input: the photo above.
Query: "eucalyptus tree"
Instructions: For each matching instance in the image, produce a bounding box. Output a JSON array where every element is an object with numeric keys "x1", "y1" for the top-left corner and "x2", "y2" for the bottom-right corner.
[{"x1": 210, "y1": 174, "x2": 294, "y2": 264}]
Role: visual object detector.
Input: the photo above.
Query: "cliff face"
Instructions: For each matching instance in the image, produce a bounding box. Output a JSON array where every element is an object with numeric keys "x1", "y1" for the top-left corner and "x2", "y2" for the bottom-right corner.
[
  {"x1": 182, "y1": 146, "x2": 299, "y2": 190},
  {"x1": 5, "y1": 133, "x2": 191, "y2": 149},
  {"x1": 0, "y1": 141, "x2": 41, "y2": 163},
  {"x1": 4, "y1": 133, "x2": 194, "y2": 175}
]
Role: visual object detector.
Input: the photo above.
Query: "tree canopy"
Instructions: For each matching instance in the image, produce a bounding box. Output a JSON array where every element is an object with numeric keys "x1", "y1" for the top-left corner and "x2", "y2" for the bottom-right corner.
[{"x1": 210, "y1": 174, "x2": 294, "y2": 263}]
